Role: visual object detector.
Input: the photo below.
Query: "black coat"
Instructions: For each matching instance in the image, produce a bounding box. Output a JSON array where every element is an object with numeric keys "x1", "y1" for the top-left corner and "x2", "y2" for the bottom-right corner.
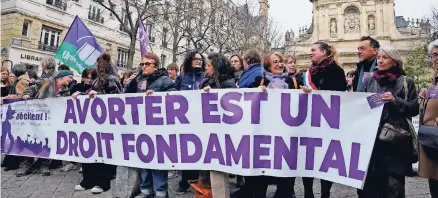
[
  {"x1": 91, "y1": 75, "x2": 121, "y2": 94},
  {"x1": 1, "y1": 85, "x2": 10, "y2": 97},
  {"x1": 311, "y1": 61, "x2": 347, "y2": 91},
  {"x1": 200, "y1": 74, "x2": 237, "y2": 89},
  {"x1": 174, "y1": 67, "x2": 204, "y2": 91},
  {"x1": 359, "y1": 73, "x2": 419, "y2": 175},
  {"x1": 70, "y1": 82, "x2": 91, "y2": 95},
  {"x1": 125, "y1": 68, "x2": 176, "y2": 93}
]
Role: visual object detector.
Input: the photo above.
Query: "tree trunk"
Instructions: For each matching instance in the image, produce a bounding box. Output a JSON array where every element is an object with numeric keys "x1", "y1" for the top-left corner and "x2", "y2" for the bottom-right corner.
[
  {"x1": 172, "y1": 47, "x2": 178, "y2": 63},
  {"x1": 127, "y1": 34, "x2": 136, "y2": 70},
  {"x1": 172, "y1": 31, "x2": 179, "y2": 63}
]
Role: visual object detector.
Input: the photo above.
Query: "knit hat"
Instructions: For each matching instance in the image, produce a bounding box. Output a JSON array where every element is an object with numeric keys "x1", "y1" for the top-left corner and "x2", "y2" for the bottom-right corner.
[{"x1": 55, "y1": 70, "x2": 73, "y2": 79}]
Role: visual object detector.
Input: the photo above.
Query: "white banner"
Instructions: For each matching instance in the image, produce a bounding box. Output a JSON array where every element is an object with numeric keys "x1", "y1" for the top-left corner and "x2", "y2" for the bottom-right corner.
[{"x1": 1, "y1": 89, "x2": 382, "y2": 189}]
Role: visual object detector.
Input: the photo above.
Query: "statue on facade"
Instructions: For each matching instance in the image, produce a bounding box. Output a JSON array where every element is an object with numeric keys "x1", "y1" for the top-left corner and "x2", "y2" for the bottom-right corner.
[
  {"x1": 285, "y1": 30, "x2": 296, "y2": 42},
  {"x1": 368, "y1": 16, "x2": 375, "y2": 32},
  {"x1": 330, "y1": 19, "x2": 337, "y2": 34},
  {"x1": 285, "y1": 31, "x2": 291, "y2": 42}
]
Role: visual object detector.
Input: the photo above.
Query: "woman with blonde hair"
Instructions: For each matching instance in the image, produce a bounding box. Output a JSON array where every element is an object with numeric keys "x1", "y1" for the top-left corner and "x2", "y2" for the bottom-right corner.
[
  {"x1": 301, "y1": 41, "x2": 347, "y2": 198},
  {"x1": 258, "y1": 52, "x2": 301, "y2": 198}
]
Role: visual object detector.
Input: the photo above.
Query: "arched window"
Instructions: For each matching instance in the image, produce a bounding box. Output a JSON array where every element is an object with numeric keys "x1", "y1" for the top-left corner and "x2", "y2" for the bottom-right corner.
[{"x1": 345, "y1": 6, "x2": 359, "y2": 15}]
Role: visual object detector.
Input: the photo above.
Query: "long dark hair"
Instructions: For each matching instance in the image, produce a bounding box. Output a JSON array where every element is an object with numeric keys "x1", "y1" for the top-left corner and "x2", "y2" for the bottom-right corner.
[
  {"x1": 82, "y1": 68, "x2": 98, "y2": 79},
  {"x1": 182, "y1": 51, "x2": 206, "y2": 74},
  {"x1": 207, "y1": 53, "x2": 234, "y2": 88},
  {"x1": 96, "y1": 53, "x2": 115, "y2": 89}
]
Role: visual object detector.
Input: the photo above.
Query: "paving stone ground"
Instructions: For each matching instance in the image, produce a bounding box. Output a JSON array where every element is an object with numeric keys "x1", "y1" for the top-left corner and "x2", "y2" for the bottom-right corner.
[{"x1": 1, "y1": 161, "x2": 432, "y2": 198}]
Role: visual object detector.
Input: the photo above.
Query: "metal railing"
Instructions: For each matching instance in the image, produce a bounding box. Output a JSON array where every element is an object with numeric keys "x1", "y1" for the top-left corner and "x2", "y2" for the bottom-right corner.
[
  {"x1": 116, "y1": 61, "x2": 127, "y2": 68},
  {"x1": 46, "y1": 0, "x2": 67, "y2": 11},
  {"x1": 38, "y1": 43, "x2": 58, "y2": 53}
]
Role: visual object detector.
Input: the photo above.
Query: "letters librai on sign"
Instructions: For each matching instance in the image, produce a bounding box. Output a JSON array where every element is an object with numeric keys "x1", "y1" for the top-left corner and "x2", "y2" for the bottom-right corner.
[{"x1": 21, "y1": 54, "x2": 44, "y2": 62}]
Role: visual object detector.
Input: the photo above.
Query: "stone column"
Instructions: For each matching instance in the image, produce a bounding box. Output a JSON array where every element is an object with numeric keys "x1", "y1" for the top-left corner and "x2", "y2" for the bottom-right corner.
[{"x1": 210, "y1": 171, "x2": 230, "y2": 198}]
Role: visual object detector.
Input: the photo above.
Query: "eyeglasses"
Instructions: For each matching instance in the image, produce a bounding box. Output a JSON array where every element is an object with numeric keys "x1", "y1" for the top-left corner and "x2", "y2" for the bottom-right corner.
[
  {"x1": 192, "y1": 58, "x2": 203, "y2": 62},
  {"x1": 431, "y1": 53, "x2": 438, "y2": 59},
  {"x1": 140, "y1": 62, "x2": 155, "y2": 67},
  {"x1": 272, "y1": 60, "x2": 284, "y2": 64}
]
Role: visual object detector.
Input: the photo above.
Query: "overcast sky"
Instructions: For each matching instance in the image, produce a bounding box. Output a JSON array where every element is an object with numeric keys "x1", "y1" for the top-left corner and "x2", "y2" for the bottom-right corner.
[{"x1": 235, "y1": 0, "x2": 437, "y2": 35}]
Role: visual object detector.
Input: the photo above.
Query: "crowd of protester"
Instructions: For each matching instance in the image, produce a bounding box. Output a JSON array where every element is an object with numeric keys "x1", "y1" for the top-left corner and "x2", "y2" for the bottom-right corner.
[{"x1": 1, "y1": 36, "x2": 437, "y2": 198}]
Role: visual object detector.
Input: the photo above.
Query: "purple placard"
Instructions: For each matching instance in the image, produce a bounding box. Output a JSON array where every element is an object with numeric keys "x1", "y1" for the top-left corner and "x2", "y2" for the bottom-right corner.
[
  {"x1": 427, "y1": 85, "x2": 438, "y2": 99},
  {"x1": 366, "y1": 92, "x2": 387, "y2": 109}
]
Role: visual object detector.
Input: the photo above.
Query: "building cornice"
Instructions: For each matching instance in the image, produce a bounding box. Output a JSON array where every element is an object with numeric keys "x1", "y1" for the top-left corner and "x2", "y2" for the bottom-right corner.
[
  {"x1": 296, "y1": 50, "x2": 411, "y2": 59},
  {"x1": 9, "y1": 44, "x2": 56, "y2": 55}
]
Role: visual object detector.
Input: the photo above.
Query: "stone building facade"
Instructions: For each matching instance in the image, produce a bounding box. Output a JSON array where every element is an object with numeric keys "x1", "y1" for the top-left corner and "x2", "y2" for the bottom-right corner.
[
  {"x1": 0, "y1": 0, "x2": 182, "y2": 77},
  {"x1": 285, "y1": 0, "x2": 425, "y2": 72}
]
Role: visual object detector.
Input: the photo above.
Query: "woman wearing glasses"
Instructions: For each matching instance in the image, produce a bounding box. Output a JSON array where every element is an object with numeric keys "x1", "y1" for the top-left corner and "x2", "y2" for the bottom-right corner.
[
  {"x1": 175, "y1": 51, "x2": 205, "y2": 91},
  {"x1": 174, "y1": 51, "x2": 206, "y2": 195},
  {"x1": 418, "y1": 39, "x2": 438, "y2": 198},
  {"x1": 121, "y1": 53, "x2": 175, "y2": 198},
  {"x1": 251, "y1": 52, "x2": 301, "y2": 198}
]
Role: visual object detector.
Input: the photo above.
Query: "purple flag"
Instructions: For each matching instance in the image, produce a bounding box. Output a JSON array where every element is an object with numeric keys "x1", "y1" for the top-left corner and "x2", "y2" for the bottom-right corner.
[
  {"x1": 137, "y1": 16, "x2": 149, "y2": 56},
  {"x1": 55, "y1": 16, "x2": 102, "y2": 73}
]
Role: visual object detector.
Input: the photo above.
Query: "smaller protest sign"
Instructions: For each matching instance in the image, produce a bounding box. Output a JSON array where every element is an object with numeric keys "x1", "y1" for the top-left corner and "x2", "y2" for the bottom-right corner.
[
  {"x1": 366, "y1": 92, "x2": 387, "y2": 109},
  {"x1": 427, "y1": 85, "x2": 438, "y2": 98}
]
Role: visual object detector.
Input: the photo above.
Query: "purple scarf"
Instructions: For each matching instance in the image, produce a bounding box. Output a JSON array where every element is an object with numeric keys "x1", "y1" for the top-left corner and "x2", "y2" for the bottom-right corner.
[{"x1": 263, "y1": 70, "x2": 289, "y2": 89}]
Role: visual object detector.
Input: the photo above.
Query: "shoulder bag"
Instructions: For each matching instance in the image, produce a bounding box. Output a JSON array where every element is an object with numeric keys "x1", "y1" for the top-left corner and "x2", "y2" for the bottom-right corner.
[{"x1": 378, "y1": 76, "x2": 419, "y2": 163}]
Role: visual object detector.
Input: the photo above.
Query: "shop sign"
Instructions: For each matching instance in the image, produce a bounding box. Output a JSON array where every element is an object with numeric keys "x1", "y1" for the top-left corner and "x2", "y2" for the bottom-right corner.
[{"x1": 21, "y1": 54, "x2": 44, "y2": 62}]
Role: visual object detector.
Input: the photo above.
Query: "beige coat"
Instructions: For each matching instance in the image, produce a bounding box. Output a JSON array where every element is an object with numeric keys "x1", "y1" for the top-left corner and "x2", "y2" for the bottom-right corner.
[
  {"x1": 418, "y1": 84, "x2": 438, "y2": 180},
  {"x1": 418, "y1": 145, "x2": 438, "y2": 180},
  {"x1": 4, "y1": 73, "x2": 30, "y2": 99}
]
